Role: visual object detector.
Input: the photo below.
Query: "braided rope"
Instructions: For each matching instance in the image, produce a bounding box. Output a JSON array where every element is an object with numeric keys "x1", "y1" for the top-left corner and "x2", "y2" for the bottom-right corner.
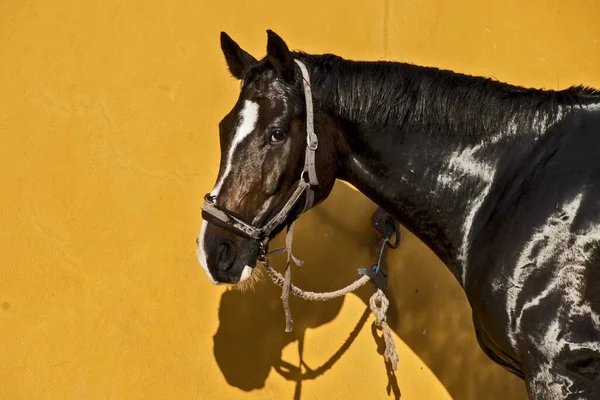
[
  {"x1": 262, "y1": 260, "x2": 373, "y2": 301},
  {"x1": 370, "y1": 288, "x2": 399, "y2": 370},
  {"x1": 260, "y1": 234, "x2": 399, "y2": 371}
]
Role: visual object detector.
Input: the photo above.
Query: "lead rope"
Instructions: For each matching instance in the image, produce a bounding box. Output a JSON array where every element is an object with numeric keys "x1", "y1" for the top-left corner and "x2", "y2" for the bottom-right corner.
[
  {"x1": 281, "y1": 223, "x2": 303, "y2": 332},
  {"x1": 260, "y1": 226, "x2": 399, "y2": 371}
]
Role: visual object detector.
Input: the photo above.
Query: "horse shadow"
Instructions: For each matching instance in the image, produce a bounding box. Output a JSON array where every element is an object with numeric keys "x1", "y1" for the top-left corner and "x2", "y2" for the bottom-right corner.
[{"x1": 212, "y1": 182, "x2": 527, "y2": 400}]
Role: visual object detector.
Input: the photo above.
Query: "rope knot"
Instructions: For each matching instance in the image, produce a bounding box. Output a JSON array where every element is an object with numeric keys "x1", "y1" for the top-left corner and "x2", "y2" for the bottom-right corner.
[
  {"x1": 370, "y1": 289, "x2": 399, "y2": 371},
  {"x1": 369, "y1": 288, "x2": 390, "y2": 326}
]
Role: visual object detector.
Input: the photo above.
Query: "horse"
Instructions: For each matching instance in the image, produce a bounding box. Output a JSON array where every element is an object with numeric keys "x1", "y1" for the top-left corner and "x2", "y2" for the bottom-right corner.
[{"x1": 196, "y1": 30, "x2": 600, "y2": 399}]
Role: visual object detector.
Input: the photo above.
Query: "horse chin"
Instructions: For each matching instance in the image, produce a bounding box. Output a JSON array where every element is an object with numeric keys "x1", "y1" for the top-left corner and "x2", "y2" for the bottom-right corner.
[
  {"x1": 239, "y1": 265, "x2": 253, "y2": 282},
  {"x1": 233, "y1": 265, "x2": 263, "y2": 292},
  {"x1": 231, "y1": 241, "x2": 260, "y2": 288}
]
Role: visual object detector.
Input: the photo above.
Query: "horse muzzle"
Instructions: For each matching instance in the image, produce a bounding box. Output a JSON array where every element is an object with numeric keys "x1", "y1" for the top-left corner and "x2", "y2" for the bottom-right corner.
[{"x1": 197, "y1": 220, "x2": 260, "y2": 284}]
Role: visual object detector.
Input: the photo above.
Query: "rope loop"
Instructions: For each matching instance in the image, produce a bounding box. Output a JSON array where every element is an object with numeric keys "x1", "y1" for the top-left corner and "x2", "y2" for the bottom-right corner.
[{"x1": 260, "y1": 208, "x2": 401, "y2": 370}]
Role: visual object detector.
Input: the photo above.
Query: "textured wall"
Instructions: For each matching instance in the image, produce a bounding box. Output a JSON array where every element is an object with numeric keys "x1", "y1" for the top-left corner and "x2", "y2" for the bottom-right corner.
[{"x1": 1, "y1": 0, "x2": 599, "y2": 399}]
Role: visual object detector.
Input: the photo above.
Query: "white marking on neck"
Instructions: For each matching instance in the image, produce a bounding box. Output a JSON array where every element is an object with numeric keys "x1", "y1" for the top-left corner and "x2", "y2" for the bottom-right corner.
[
  {"x1": 447, "y1": 146, "x2": 495, "y2": 182},
  {"x1": 440, "y1": 146, "x2": 496, "y2": 284},
  {"x1": 529, "y1": 316, "x2": 600, "y2": 397},
  {"x1": 506, "y1": 193, "x2": 584, "y2": 347},
  {"x1": 509, "y1": 197, "x2": 600, "y2": 396},
  {"x1": 582, "y1": 102, "x2": 600, "y2": 112},
  {"x1": 438, "y1": 101, "x2": 596, "y2": 284},
  {"x1": 437, "y1": 100, "x2": 598, "y2": 287},
  {"x1": 436, "y1": 174, "x2": 461, "y2": 191},
  {"x1": 459, "y1": 185, "x2": 492, "y2": 275},
  {"x1": 211, "y1": 100, "x2": 259, "y2": 197},
  {"x1": 436, "y1": 143, "x2": 494, "y2": 192}
]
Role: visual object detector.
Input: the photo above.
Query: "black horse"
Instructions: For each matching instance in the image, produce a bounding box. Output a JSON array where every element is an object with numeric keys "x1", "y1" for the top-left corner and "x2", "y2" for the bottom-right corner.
[{"x1": 197, "y1": 30, "x2": 600, "y2": 399}]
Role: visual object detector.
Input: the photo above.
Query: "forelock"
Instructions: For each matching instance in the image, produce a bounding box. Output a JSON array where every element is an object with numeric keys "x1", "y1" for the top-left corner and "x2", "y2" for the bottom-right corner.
[{"x1": 242, "y1": 60, "x2": 301, "y2": 98}]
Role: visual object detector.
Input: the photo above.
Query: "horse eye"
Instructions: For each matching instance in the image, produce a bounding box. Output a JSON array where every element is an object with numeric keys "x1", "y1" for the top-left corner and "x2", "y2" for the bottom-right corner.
[{"x1": 269, "y1": 129, "x2": 287, "y2": 143}]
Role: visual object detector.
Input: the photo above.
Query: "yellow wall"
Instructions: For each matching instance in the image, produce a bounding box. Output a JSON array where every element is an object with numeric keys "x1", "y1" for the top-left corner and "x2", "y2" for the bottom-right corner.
[{"x1": 2, "y1": 1, "x2": 599, "y2": 399}]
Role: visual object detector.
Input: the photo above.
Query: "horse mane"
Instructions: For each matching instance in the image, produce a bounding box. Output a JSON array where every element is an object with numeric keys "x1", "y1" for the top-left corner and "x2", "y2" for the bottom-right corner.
[{"x1": 292, "y1": 52, "x2": 600, "y2": 143}]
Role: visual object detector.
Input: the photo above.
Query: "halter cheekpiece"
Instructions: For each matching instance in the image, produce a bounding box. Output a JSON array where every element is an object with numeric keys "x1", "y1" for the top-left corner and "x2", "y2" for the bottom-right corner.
[{"x1": 201, "y1": 59, "x2": 319, "y2": 254}]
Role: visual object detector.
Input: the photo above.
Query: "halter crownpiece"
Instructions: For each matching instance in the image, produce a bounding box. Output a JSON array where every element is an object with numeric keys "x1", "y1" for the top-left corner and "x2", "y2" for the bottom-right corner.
[{"x1": 201, "y1": 59, "x2": 318, "y2": 253}]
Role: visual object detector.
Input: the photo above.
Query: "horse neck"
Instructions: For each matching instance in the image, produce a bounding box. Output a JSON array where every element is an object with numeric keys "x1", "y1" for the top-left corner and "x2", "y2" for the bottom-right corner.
[{"x1": 301, "y1": 53, "x2": 594, "y2": 286}]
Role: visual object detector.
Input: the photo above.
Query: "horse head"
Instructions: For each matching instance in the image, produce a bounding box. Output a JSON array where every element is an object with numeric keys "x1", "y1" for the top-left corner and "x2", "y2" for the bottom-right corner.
[{"x1": 197, "y1": 30, "x2": 337, "y2": 284}]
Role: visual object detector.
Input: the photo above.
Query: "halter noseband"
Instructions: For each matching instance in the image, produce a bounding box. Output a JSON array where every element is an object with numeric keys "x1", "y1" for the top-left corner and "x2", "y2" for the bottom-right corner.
[{"x1": 201, "y1": 59, "x2": 319, "y2": 254}]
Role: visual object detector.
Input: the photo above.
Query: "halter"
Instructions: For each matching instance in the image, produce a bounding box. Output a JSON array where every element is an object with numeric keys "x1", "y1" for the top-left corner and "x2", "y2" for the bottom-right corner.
[{"x1": 201, "y1": 59, "x2": 319, "y2": 255}]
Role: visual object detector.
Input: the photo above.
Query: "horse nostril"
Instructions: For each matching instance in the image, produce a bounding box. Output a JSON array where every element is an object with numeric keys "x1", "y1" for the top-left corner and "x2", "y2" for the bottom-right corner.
[{"x1": 218, "y1": 240, "x2": 236, "y2": 271}]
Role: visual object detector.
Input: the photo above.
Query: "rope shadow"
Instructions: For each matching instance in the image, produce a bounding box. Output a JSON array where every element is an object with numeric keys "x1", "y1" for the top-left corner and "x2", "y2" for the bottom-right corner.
[{"x1": 274, "y1": 307, "x2": 371, "y2": 400}]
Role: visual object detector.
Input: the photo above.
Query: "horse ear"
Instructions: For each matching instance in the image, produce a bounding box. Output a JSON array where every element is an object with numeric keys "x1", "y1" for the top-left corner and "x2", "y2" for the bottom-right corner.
[
  {"x1": 220, "y1": 32, "x2": 258, "y2": 80},
  {"x1": 266, "y1": 30, "x2": 295, "y2": 83}
]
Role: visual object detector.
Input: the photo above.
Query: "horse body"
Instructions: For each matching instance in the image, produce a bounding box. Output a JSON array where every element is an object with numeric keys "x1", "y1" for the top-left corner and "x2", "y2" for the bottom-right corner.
[
  {"x1": 198, "y1": 30, "x2": 600, "y2": 398},
  {"x1": 303, "y1": 54, "x2": 600, "y2": 397},
  {"x1": 467, "y1": 111, "x2": 600, "y2": 397}
]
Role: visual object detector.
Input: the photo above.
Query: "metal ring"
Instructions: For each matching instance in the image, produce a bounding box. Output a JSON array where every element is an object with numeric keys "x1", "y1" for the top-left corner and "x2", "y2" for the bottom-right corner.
[{"x1": 384, "y1": 216, "x2": 400, "y2": 249}]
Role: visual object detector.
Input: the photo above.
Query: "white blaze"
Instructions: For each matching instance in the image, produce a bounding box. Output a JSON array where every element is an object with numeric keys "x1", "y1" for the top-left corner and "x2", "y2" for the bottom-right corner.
[
  {"x1": 211, "y1": 100, "x2": 260, "y2": 197},
  {"x1": 197, "y1": 100, "x2": 260, "y2": 283}
]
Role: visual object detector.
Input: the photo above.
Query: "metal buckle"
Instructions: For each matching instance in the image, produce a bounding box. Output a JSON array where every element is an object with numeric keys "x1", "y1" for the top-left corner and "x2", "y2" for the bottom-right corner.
[
  {"x1": 299, "y1": 169, "x2": 314, "y2": 187},
  {"x1": 307, "y1": 133, "x2": 318, "y2": 150},
  {"x1": 203, "y1": 193, "x2": 215, "y2": 203}
]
